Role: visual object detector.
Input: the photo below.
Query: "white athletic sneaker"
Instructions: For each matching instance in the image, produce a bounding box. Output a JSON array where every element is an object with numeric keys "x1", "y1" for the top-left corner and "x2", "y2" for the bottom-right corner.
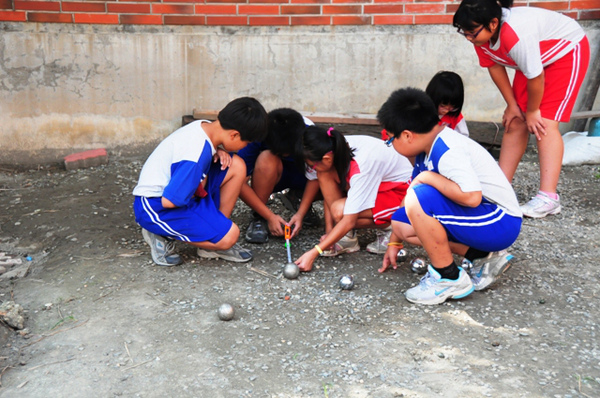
[
  {"x1": 405, "y1": 265, "x2": 474, "y2": 305},
  {"x1": 142, "y1": 228, "x2": 182, "y2": 267},
  {"x1": 468, "y1": 250, "x2": 513, "y2": 291},
  {"x1": 520, "y1": 192, "x2": 561, "y2": 218},
  {"x1": 197, "y1": 243, "x2": 253, "y2": 263},
  {"x1": 322, "y1": 231, "x2": 360, "y2": 257},
  {"x1": 366, "y1": 227, "x2": 392, "y2": 254}
]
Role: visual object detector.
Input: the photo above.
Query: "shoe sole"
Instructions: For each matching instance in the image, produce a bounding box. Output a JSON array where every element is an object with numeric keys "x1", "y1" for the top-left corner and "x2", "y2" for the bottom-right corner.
[
  {"x1": 321, "y1": 246, "x2": 360, "y2": 257},
  {"x1": 473, "y1": 254, "x2": 513, "y2": 291},
  {"x1": 197, "y1": 249, "x2": 253, "y2": 263},
  {"x1": 405, "y1": 284, "x2": 475, "y2": 305},
  {"x1": 522, "y1": 205, "x2": 561, "y2": 218},
  {"x1": 245, "y1": 232, "x2": 268, "y2": 244},
  {"x1": 366, "y1": 246, "x2": 386, "y2": 255}
]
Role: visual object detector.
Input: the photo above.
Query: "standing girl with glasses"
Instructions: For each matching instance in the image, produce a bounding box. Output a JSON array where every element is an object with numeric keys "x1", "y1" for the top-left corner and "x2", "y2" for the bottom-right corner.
[
  {"x1": 453, "y1": 0, "x2": 590, "y2": 218},
  {"x1": 294, "y1": 126, "x2": 412, "y2": 272}
]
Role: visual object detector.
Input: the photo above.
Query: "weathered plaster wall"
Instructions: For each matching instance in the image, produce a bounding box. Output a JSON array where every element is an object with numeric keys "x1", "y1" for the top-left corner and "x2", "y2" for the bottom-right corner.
[{"x1": 0, "y1": 21, "x2": 598, "y2": 163}]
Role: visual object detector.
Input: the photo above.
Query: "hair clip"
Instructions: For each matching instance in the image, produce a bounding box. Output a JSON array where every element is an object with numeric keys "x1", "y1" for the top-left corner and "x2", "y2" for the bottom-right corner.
[{"x1": 327, "y1": 127, "x2": 334, "y2": 137}]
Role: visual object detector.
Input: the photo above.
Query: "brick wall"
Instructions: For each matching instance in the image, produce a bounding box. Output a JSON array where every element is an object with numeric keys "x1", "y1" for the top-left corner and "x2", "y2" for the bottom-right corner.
[{"x1": 0, "y1": 0, "x2": 598, "y2": 26}]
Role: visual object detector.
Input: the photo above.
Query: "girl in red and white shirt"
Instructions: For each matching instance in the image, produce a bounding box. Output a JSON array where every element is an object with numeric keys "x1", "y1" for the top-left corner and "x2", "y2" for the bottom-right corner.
[{"x1": 453, "y1": 0, "x2": 589, "y2": 218}]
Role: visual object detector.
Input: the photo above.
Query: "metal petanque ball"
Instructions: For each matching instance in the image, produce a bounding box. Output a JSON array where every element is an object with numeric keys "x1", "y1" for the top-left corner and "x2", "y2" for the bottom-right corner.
[
  {"x1": 283, "y1": 262, "x2": 300, "y2": 279},
  {"x1": 397, "y1": 248, "x2": 408, "y2": 261},
  {"x1": 217, "y1": 303, "x2": 235, "y2": 321},
  {"x1": 339, "y1": 274, "x2": 355, "y2": 290},
  {"x1": 410, "y1": 257, "x2": 428, "y2": 275}
]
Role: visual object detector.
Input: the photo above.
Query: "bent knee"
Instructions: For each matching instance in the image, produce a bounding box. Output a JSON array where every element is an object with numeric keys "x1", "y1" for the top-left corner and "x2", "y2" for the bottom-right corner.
[
  {"x1": 213, "y1": 223, "x2": 240, "y2": 250},
  {"x1": 254, "y1": 151, "x2": 283, "y2": 176},
  {"x1": 230, "y1": 154, "x2": 247, "y2": 175}
]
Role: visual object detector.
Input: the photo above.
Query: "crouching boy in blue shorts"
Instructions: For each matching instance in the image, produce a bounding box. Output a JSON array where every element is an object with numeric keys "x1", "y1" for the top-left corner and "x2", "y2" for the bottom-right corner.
[
  {"x1": 238, "y1": 108, "x2": 319, "y2": 243},
  {"x1": 377, "y1": 88, "x2": 522, "y2": 305},
  {"x1": 133, "y1": 97, "x2": 268, "y2": 266}
]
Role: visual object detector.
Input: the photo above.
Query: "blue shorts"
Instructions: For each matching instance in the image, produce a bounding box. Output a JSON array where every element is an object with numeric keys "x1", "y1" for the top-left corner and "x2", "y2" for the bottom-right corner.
[
  {"x1": 133, "y1": 162, "x2": 232, "y2": 244},
  {"x1": 273, "y1": 159, "x2": 307, "y2": 193},
  {"x1": 391, "y1": 184, "x2": 522, "y2": 252}
]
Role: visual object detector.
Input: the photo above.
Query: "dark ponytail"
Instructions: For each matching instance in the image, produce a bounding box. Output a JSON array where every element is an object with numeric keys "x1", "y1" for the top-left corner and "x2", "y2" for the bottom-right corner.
[
  {"x1": 453, "y1": 0, "x2": 511, "y2": 32},
  {"x1": 300, "y1": 126, "x2": 355, "y2": 192}
]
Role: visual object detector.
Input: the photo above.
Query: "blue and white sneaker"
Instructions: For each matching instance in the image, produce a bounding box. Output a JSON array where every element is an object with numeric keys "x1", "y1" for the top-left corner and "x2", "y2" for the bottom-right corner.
[
  {"x1": 142, "y1": 228, "x2": 182, "y2": 267},
  {"x1": 468, "y1": 250, "x2": 513, "y2": 291},
  {"x1": 405, "y1": 265, "x2": 474, "y2": 305}
]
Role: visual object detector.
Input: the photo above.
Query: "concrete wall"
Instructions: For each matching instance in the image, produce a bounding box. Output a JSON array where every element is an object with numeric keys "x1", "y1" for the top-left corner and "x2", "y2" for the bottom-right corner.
[{"x1": 1, "y1": 21, "x2": 599, "y2": 163}]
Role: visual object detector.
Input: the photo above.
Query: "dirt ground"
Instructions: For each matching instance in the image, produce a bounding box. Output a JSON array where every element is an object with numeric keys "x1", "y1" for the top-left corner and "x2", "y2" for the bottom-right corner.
[{"x1": 0, "y1": 133, "x2": 599, "y2": 398}]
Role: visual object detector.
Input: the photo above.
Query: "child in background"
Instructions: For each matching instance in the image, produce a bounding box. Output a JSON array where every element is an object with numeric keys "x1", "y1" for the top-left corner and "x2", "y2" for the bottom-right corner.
[
  {"x1": 453, "y1": 0, "x2": 589, "y2": 218},
  {"x1": 426, "y1": 71, "x2": 470, "y2": 137},
  {"x1": 378, "y1": 88, "x2": 522, "y2": 305},
  {"x1": 238, "y1": 108, "x2": 319, "y2": 243},
  {"x1": 380, "y1": 71, "x2": 469, "y2": 140},
  {"x1": 294, "y1": 126, "x2": 413, "y2": 272},
  {"x1": 133, "y1": 97, "x2": 268, "y2": 266}
]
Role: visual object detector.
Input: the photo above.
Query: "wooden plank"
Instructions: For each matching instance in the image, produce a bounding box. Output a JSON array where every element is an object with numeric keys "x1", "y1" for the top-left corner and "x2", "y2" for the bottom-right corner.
[
  {"x1": 570, "y1": 110, "x2": 600, "y2": 119},
  {"x1": 192, "y1": 109, "x2": 379, "y2": 125}
]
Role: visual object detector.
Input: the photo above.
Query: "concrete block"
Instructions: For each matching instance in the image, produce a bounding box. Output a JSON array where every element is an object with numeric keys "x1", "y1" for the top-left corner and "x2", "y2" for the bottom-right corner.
[{"x1": 64, "y1": 148, "x2": 108, "y2": 171}]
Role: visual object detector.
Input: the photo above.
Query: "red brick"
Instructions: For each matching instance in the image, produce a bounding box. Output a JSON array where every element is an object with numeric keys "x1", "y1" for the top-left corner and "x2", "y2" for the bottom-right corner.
[
  {"x1": 291, "y1": 0, "x2": 329, "y2": 3},
  {"x1": 15, "y1": 0, "x2": 60, "y2": 11},
  {"x1": 333, "y1": 0, "x2": 368, "y2": 3},
  {"x1": 162, "y1": 0, "x2": 196, "y2": 2},
  {"x1": 560, "y1": 11, "x2": 578, "y2": 18},
  {"x1": 238, "y1": 4, "x2": 280, "y2": 15},
  {"x1": 249, "y1": 0, "x2": 287, "y2": 3},
  {"x1": 124, "y1": 0, "x2": 159, "y2": 2},
  {"x1": 152, "y1": 4, "x2": 193, "y2": 14},
  {"x1": 333, "y1": 15, "x2": 370, "y2": 24},
  {"x1": 74, "y1": 13, "x2": 118, "y2": 23},
  {"x1": 195, "y1": 4, "x2": 236, "y2": 14},
  {"x1": 364, "y1": 4, "x2": 404, "y2": 14},
  {"x1": 120, "y1": 14, "x2": 162, "y2": 24},
  {"x1": 529, "y1": 1, "x2": 570, "y2": 11},
  {"x1": 164, "y1": 14, "x2": 205, "y2": 24},
  {"x1": 373, "y1": 14, "x2": 412, "y2": 24},
  {"x1": 107, "y1": 3, "x2": 150, "y2": 13},
  {"x1": 282, "y1": 5, "x2": 321, "y2": 14},
  {"x1": 249, "y1": 15, "x2": 289, "y2": 25},
  {"x1": 206, "y1": 0, "x2": 246, "y2": 3},
  {"x1": 405, "y1": 3, "x2": 445, "y2": 13},
  {"x1": 570, "y1": 0, "x2": 600, "y2": 9},
  {"x1": 291, "y1": 15, "x2": 329, "y2": 24},
  {"x1": 580, "y1": 9, "x2": 600, "y2": 19},
  {"x1": 323, "y1": 5, "x2": 361, "y2": 14},
  {"x1": 415, "y1": 14, "x2": 453, "y2": 24},
  {"x1": 62, "y1": 2, "x2": 106, "y2": 12},
  {"x1": 0, "y1": 11, "x2": 26, "y2": 20},
  {"x1": 0, "y1": 0, "x2": 12, "y2": 10},
  {"x1": 373, "y1": 0, "x2": 410, "y2": 3},
  {"x1": 27, "y1": 11, "x2": 72, "y2": 22},
  {"x1": 446, "y1": 3, "x2": 459, "y2": 13},
  {"x1": 206, "y1": 15, "x2": 247, "y2": 25},
  {"x1": 64, "y1": 149, "x2": 108, "y2": 171}
]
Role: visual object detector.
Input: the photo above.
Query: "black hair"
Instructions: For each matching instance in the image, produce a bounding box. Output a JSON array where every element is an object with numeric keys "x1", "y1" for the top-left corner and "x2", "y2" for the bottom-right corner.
[
  {"x1": 300, "y1": 125, "x2": 355, "y2": 192},
  {"x1": 218, "y1": 97, "x2": 268, "y2": 142},
  {"x1": 377, "y1": 87, "x2": 439, "y2": 136},
  {"x1": 453, "y1": 0, "x2": 512, "y2": 32},
  {"x1": 426, "y1": 71, "x2": 465, "y2": 118},
  {"x1": 264, "y1": 108, "x2": 306, "y2": 156}
]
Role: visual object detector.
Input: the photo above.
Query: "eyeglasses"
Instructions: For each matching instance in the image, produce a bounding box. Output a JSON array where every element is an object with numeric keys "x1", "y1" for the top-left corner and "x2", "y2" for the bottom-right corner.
[
  {"x1": 457, "y1": 25, "x2": 485, "y2": 40},
  {"x1": 385, "y1": 136, "x2": 396, "y2": 147}
]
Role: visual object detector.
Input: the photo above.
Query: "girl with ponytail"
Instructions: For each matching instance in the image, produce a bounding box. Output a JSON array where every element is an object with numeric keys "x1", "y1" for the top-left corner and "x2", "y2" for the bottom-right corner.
[{"x1": 295, "y1": 126, "x2": 412, "y2": 272}]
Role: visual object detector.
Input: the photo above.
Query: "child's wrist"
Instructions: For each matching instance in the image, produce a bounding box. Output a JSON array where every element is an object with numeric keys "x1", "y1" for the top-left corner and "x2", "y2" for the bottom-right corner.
[{"x1": 314, "y1": 244, "x2": 323, "y2": 255}]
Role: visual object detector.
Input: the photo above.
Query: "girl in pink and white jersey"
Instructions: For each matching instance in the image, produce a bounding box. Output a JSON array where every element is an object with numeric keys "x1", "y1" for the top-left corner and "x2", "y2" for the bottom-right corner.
[{"x1": 453, "y1": 0, "x2": 589, "y2": 218}]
